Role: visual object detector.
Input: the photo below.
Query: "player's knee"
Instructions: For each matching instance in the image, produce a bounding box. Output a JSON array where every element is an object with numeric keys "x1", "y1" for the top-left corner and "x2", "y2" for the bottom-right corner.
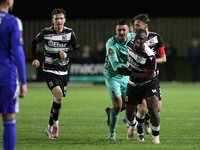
[
  {"x1": 138, "y1": 105, "x2": 147, "y2": 116},
  {"x1": 113, "y1": 105, "x2": 121, "y2": 113},
  {"x1": 53, "y1": 97, "x2": 63, "y2": 104},
  {"x1": 148, "y1": 108, "x2": 158, "y2": 119},
  {"x1": 53, "y1": 90, "x2": 63, "y2": 98}
]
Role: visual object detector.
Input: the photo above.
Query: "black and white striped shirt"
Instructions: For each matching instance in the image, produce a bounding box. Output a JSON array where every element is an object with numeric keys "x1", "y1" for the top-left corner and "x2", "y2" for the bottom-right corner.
[
  {"x1": 32, "y1": 26, "x2": 80, "y2": 75},
  {"x1": 127, "y1": 42, "x2": 157, "y2": 86}
]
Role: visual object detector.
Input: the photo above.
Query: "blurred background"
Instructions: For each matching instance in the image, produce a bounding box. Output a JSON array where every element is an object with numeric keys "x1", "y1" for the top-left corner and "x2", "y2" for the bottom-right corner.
[{"x1": 11, "y1": 0, "x2": 200, "y2": 83}]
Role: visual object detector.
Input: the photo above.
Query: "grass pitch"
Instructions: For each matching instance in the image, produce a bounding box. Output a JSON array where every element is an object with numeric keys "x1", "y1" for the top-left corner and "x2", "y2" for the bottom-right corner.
[{"x1": 0, "y1": 82, "x2": 200, "y2": 150}]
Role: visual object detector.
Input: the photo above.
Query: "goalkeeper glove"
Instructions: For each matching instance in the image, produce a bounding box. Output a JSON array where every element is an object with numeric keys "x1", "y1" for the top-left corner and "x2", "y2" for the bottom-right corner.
[{"x1": 117, "y1": 66, "x2": 131, "y2": 76}]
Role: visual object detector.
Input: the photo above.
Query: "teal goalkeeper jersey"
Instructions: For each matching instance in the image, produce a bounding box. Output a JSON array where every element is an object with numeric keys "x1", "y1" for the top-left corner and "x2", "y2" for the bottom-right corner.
[{"x1": 103, "y1": 33, "x2": 135, "y2": 78}]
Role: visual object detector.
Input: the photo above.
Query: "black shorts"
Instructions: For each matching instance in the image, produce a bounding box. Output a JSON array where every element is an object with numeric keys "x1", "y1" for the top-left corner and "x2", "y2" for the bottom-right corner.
[
  {"x1": 125, "y1": 82, "x2": 159, "y2": 105},
  {"x1": 156, "y1": 83, "x2": 162, "y2": 101},
  {"x1": 43, "y1": 72, "x2": 68, "y2": 97}
]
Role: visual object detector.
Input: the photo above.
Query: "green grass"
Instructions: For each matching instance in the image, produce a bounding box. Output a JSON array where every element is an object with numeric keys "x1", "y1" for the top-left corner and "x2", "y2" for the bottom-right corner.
[{"x1": 1, "y1": 82, "x2": 200, "y2": 150}]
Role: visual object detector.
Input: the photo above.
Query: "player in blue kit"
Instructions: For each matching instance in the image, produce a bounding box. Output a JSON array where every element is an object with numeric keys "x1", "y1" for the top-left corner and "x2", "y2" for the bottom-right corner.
[
  {"x1": 104, "y1": 20, "x2": 135, "y2": 140},
  {"x1": 0, "y1": 0, "x2": 27, "y2": 149}
]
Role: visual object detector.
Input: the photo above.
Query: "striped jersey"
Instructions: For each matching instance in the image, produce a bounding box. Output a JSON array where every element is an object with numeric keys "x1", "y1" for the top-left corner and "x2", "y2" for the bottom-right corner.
[
  {"x1": 33, "y1": 26, "x2": 80, "y2": 75},
  {"x1": 146, "y1": 32, "x2": 165, "y2": 58},
  {"x1": 127, "y1": 41, "x2": 157, "y2": 86},
  {"x1": 146, "y1": 32, "x2": 165, "y2": 78}
]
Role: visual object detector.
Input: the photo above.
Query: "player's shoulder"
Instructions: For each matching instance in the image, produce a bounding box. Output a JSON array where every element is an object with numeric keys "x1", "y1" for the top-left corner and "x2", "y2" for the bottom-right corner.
[
  {"x1": 6, "y1": 14, "x2": 23, "y2": 31},
  {"x1": 127, "y1": 32, "x2": 135, "y2": 38},
  {"x1": 144, "y1": 43, "x2": 155, "y2": 56},
  {"x1": 14, "y1": 16, "x2": 23, "y2": 31},
  {"x1": 149, "y1": 31, "x2": 162, "y2": 38},
  {"x1": 64, "y1": 26, "x2": 73, "y2": 31},
  {"x1": 107, "y1": 34, "x2": 117, "y2": 43},
  {"x1": 106, "y1": 35, "x2": 117, "y2": 48}
]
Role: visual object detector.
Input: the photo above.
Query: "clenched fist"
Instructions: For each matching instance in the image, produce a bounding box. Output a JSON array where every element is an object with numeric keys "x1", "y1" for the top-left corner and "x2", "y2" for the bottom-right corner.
[
  {"x1": 32, "y1": 59, "x2": 40, "y2": 68},
  {"x1": 59, "y1": 50, "x2": 67, "y2": 58}
]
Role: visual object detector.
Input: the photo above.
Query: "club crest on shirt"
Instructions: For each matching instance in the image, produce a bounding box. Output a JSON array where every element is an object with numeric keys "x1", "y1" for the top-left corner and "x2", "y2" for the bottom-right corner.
[
  {"x1": 62, "y1": 35, "x2": 67, "y2": 40},
  {"x1": 108, "y1": 49, "x2": 114, "y2": 55}
]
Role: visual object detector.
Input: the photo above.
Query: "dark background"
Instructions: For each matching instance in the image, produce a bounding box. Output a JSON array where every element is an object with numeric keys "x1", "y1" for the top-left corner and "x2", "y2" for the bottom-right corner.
[{"x1": 11, "y1": 0, "x2": 199, "y2": 20}]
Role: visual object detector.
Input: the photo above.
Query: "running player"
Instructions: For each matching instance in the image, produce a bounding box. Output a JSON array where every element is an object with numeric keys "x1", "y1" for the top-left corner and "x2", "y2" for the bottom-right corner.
[
  {"x1": 122, "y1": 14, "x2": 166, "y2": 135},
  {"x1": 31, "y1": 8, "x2": 80, "y2": 139},
  {"x1": 117, "y1": 29, "x2": 161, "y2": 144},
  {"x1": 0, "y1": 0, "x2": 27, "y2": 149},
  {"x1": 104, "y1": 20, "x2": 135, "y2": 140},
  {"x1": 131, "y1": 14, "x2": 166, "y2": 135}
]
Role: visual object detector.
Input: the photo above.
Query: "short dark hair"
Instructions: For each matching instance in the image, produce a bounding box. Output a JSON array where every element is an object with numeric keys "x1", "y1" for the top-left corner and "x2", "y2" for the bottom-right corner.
[
  {"x1": 130, "y1": 14, "x2": 150, "y2": 25},
  {"x1": 0, "y1": 0, "x2": 7, "y2": 5},
  {"x1": 117, "y1": 20, "x2": 129, "y2": 27},
  {"x1": 135, "y1": 29, "x2": 147, "y2": 36},
  {"x1": 51, "y1": 8, "x2": 66, "y2": 18}
]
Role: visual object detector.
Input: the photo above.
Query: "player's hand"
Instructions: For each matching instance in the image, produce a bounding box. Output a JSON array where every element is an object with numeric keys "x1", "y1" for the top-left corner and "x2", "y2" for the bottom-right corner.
[
  {"x1": 59, "y1": 50, "x2": 67, "y2": 58},
  {"x1": 126, "y1": 61, "x2": 130, "y2": 68},
  {"x1": 117, "y1": 66, "x2": 131, "y2": 76},
  {"x1": 19, "y1": 84, "x2": 27, "y2": 98},
  {"x1": 32, "y1": 59, "x2": 40, "y2": 68}
]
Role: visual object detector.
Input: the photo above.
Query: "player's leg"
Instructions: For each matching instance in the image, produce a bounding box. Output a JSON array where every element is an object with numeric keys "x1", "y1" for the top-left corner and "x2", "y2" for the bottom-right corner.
[
  {"x1": 108, "y1": 96, "x2": 122, "y2": 140},
  {"x1": 45, "y1": 85, "x2": 63, "y2": 139},
  {"x1": 144, "y1": 84, "x2": 161, "y2": 134},
  {"x1": 44, "y1": 73, "x2": 67, "y2": 139},
  {"x1": 146, "y1": 95, "x2": 161, "y2": 144},
  {"x1": 0, "y1": 85, "x2": 17, "y2": 150},
  {"x1": 104, "y1": 77, "x2": 123, "y2": 140},
  {"x1": 137, "y1": 99, "x2": 147, "y2": 137},
  {"x1": 120, "y1": 77, "x2": 129, "y2": 128},
  {"x1": 125, "y1": 84, "x2": 138, "y2": 141},
  {"x1": 126, "y1": 104, "x2": 137, "y2": 141}
]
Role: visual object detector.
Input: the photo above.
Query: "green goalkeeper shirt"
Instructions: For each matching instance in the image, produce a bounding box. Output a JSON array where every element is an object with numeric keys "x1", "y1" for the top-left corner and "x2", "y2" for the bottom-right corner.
[{"x1": 103, "y1": 33, "x2": 135, "y2": 79}]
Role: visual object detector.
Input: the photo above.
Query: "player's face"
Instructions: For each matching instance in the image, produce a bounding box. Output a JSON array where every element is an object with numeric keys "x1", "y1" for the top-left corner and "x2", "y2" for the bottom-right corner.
[
  {"x1": 132, "y1": 20, "x2": 147, "y2": 32},
  {"x1": 52, "y1": 13, "x2": 66, "y2": 32},
  {"x1": 116, "y1": 25, "x2": 130, "y2": 44},
  {"x1": 133, "y1": 32, "x2": 147, "y2": 52}
]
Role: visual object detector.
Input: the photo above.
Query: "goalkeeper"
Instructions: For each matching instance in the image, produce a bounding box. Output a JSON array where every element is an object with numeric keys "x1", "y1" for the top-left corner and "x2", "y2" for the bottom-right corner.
[{"x1": 103, "y1": 20, "x2": 135, "y2": 140}]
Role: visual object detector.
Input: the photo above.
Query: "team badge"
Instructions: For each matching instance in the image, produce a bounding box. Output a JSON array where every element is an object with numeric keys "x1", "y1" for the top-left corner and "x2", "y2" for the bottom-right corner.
[
  {"x1": 109, "y1": 49, "x2": 114, "y2": 55},
  {"x1": 62, "y1": 35, "x2": 67, "y2": 40}
]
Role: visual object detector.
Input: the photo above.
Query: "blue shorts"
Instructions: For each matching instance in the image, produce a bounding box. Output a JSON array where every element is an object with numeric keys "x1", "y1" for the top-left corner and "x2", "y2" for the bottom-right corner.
[
  {"x1": 104, "y1": 76, "x2": 129, "y2": 99},
  {"x1": 0, "y1": 84, "x2": 19, "y2": 115}
]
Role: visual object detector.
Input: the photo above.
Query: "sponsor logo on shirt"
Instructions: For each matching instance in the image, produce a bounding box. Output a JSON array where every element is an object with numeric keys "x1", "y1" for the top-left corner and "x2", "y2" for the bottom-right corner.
[{"x1": 48, "y1": 40, "x2": 67, "y2": 47}]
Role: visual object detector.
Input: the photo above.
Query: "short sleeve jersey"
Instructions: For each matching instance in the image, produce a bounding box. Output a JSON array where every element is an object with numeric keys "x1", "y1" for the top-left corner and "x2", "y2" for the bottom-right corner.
[
  {"x1": 146, "y1": 32, "x2": 165, "y2": 58},
  {"x1": 35, "y1": 26, "x2": 80, "y2": 75},
  {"x1": 103, "y1": 33, "x2": 135, "y2": 78}
]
